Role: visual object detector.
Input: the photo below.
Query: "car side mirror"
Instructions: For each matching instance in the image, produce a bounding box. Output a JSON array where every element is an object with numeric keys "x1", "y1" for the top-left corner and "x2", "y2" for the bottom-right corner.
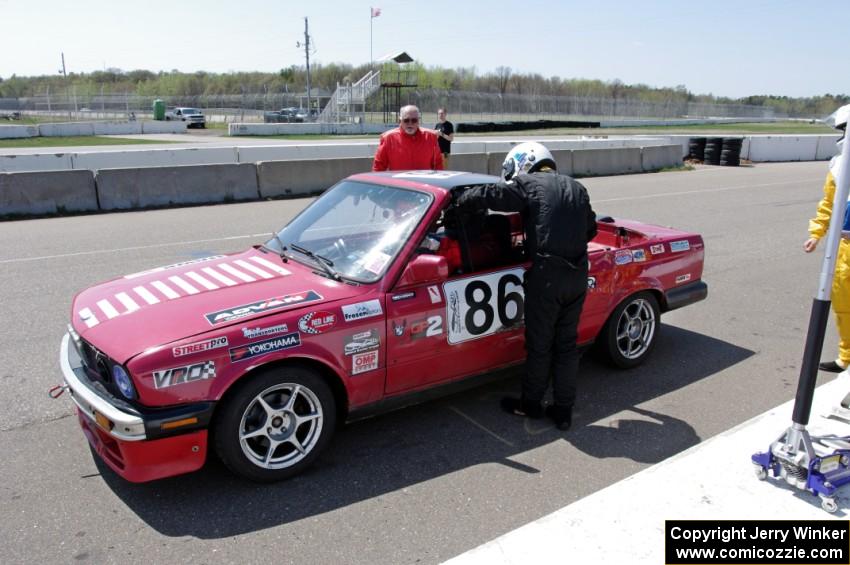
[{"x1": 397, "y1": 254, "x2": 448, "y2": 288}]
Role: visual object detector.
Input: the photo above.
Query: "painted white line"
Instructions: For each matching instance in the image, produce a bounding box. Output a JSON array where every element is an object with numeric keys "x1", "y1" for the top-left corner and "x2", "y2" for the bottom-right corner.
[
  {"x1": 185, "y1": 271, "x2": 219, "y2": 290},
  {"x1": 151, "y1": 280, "x2": 180, "y2": 300},
  {"x1": 449, "y1": 406, "x2": 515, "y2": 447},
  {"x1": 78, "y1": 307, "x2": 99, "y2": 328},
  {"x1": 0, "y1": 233, "x2": 268, "y2": 265},
  {"x1": 202, "y1": 266, "x2": 238, "y2": 286},
  {"x1": 133, "y1": 286, "x2": 160, "y2": 305},
  {"x1": 168, "y1": 275, "x2": 200, "y2": 295},
  {"x1": 592, "y1": 178, "x2": 819, "y2": 204},
  {"x1": 250, "y1": 255, "x2": 292, "y2": 276},
  {"x1": 114, "y1": 292, "x2": 140, "y2": 313},
  {"x1": 218, "y1": 263, "x2": 256, "y2": 282},
  {"x1": 235, "y1": 259, "x2": 274, "y2": 279},
  {"x1": 96, "y1": 299, "x2": 120, "y2": 319}
]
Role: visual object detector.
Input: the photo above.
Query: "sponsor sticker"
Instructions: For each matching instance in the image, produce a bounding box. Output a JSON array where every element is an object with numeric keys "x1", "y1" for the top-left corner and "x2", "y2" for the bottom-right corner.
[
  {"x1": 344, "y1": 329, "x2": 380, "y2": 355},
  {"x1": 392, "y1": 291, "x2": 416, "y2": 302},
  {"x1": 410, "y1": 316, "x2": 444, "y2": 339},
  {"x1": 615, "y1": 250, "x2": 633, "y2": 265},
  {"x1": 670, "y1": 240, "x2": 690, "y2": 252},
  {"x1": 676, "y1": 273, "x2": 692, "y2": 284},
  {"x1": 172, "y1": 336, "x2": 228, "y2": 358},
  {"x1": 205, "y1": 290, "x2": 322, "y2": 325},
  {"x1": 352, "y1": 350, "x2": 379, "y2": 374},
  {"x1": 393, "y1": 321, "x2": 406, "y2": 336},
  {"x1": 428, "y1": 285, "x2": 442, "y2": 304},
  {"x1": 242, "y1": 324, "x2": 289, "y2": 339},
  {"x1": 362, "y1": 251, "x2": 391, "y2": 275},
  {"x1": 587, "y1": 277, "x2": 597, "y2": 290},
  {"x1": 229, "y1": 332, "x2": 302, "y2": 362},
  {"x1": 632, "y1": 249, "x2": 647, "y2": 262},
  {"x1": 650, "y1": 244, "x2": 665, "y2": 255},
  {"x1": 298, "y1": 311, "x2": 336, "y2": 334},
  {"x1": 125, "y1": 255, "x2": 225, "y2": 279},
  {"x1": 342, "y1": 299, "x2": 383, "y2": 322},
  {"x1": 153, "y1": 361, "x2": 215, "y2": 389}
]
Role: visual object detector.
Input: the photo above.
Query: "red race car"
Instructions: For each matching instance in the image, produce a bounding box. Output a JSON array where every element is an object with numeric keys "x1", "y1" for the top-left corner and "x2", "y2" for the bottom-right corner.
[{"x1": 58, "y1": 171, "x2": 706, "y2": 482}]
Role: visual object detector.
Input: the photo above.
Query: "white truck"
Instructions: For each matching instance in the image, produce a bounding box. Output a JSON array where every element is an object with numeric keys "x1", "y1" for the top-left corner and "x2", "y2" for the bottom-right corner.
[{"x1": 165, "y1": 107, "x2": 206, "y2": 128}]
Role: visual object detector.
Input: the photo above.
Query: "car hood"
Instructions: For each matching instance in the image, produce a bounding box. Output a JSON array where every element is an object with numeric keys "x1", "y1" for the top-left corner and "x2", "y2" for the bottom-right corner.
[{"x1": 71, "y1": 248, "x2": 368, "y2": 363}]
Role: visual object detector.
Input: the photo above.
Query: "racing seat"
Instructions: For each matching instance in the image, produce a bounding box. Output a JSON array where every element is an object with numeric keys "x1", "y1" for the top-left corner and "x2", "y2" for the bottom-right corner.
[{"x1": 468, "y1": 214, "x2": 512, "y2": 269}]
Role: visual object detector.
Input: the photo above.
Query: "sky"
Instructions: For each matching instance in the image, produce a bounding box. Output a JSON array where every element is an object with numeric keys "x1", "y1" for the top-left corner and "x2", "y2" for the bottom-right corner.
[{"x1": 0, "y1": 0, "x2": 847, "y2": 99}]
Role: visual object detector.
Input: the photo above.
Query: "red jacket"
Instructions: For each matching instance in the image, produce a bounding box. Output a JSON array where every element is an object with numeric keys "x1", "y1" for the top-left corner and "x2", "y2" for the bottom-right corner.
[{"x1": 372, "y1": 127, "x2": 445, "y2": 171}]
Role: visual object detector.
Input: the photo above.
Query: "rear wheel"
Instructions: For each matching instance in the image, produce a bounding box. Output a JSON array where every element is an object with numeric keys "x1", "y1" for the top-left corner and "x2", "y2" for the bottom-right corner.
[
  {"x1": 214, "y1": 366, "x2": 336, "y2": 482},
  {"x1": 600, "y1": 291, "x2": 660, "y2": 368}
]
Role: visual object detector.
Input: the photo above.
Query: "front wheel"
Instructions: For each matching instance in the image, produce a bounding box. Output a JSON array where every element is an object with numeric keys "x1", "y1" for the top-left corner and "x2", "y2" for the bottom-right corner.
[
  {"x1": 599, "y1": 291, "x2": 660, "y2": 369},
  {"x1": 214, "y1": 366, "x2": 336, "y2": 482}
]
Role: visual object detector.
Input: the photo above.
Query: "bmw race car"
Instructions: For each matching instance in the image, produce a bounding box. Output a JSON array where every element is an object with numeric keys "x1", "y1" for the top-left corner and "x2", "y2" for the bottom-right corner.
[{"x1": 58, "y1": 171, "x2": 707, "y2": 483}]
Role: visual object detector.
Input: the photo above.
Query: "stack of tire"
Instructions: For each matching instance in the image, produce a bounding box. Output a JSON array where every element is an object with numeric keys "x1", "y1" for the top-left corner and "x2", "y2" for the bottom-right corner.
[
  {"x1": 703, "y1": 138, "x2": 723, "y2": 165},
  {"x1": 720, "y1": 138, "x2": 743, "y2": 166},
  {"x1": 688, "y1": 137, "x2": 707, "y2": 160}
]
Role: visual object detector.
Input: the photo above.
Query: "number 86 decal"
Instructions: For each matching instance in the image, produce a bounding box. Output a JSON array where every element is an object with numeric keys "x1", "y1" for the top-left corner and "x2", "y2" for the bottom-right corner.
[{"x1": 443, "y1": 268, "x2": 525, "y2": 344}]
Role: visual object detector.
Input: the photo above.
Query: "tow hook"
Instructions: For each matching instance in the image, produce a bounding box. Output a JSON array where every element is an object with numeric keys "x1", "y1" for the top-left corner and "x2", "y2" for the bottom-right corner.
[{"x1": 48, "y1": 384, "x2": 69, "y2": 399}]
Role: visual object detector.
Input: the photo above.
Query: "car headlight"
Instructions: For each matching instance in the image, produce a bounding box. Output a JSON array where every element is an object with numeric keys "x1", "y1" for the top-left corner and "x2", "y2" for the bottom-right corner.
[{"x1": 112, "y1": 365, "x2": 136, "y2": 400}]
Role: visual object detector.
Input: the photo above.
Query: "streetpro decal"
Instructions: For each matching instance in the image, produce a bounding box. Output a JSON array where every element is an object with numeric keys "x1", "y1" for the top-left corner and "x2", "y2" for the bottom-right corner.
[
  {"x1": 344, "y1": 329, "x2": 380, "y2": 356},
  {"x1": 632, "y1": 249, "x2": 647, "y2": 262},
  {"x1": 242, "y1": 324, "x2": 289, "y2": 339},
  {"x1": 205, "y1": 291, "x2": 322, "y2": 325},
  {"x1": 229, "y1": 332, "x2": 302, "y2": 362},
  {"x1": 352, "y1": 350, "x2": 379, "y2": 375},
  {"x1": 172, "y1": 336, "x2": 228, "y2": 358},
  {"x1": 670, "y1": 240, "x2": 691, "y2": 252},
  {"x1": 341, "y1": 299, "x2": 383, "y2": 322},
  {"x1": 124, "y1": 255, "x2": 225, "y2": 279},
  {"x1": 153, "y1": 361, "x2": 216, "y2": 389},
  {"x1": 650, "y1": 244, "x2": 665, "y2": 255},
  {"x1": 615, "y1": 250, "x2": 633, "y2": 265},
  {"x1": 298, "y1": 311, "x2": 336, "y2": 335}
]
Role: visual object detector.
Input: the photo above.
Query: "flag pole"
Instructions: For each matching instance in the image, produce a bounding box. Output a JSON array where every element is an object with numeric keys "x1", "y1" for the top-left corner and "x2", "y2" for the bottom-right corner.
[{"x1": 370, "y1": 7, "x2": 373, "y2": 71}]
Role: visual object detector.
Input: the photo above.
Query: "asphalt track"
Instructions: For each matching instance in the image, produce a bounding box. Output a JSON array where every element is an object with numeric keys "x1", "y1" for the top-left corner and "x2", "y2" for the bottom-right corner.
[{"x1": 0, "y1": 161, "x2": 835, "y2": 564}]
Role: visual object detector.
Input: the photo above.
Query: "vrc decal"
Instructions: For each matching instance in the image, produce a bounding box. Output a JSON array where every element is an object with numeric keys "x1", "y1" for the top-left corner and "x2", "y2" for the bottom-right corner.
[{"x1": 153, "y1": 361, "x2": 216, "y2": 389}]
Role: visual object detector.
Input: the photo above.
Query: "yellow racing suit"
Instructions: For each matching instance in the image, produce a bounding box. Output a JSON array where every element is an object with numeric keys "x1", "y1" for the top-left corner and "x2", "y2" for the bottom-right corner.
[{"x1": 809, "y1": 170, "x2": 850, "y2": 366}]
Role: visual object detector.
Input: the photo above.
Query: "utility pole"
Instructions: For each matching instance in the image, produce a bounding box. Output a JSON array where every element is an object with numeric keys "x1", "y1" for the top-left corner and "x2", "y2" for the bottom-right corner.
[
  {"x1": 59, "y1": 52, "x2": 70, "y2": 120},
  {"x1": 297, "y1": 18, "x2": 313, "y2": 118}
]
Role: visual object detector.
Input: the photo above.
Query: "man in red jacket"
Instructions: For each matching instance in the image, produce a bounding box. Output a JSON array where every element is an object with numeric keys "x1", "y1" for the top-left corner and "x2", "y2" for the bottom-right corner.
[{"x1": 372, "y1": 105, "x2": 444, "y2": 171}]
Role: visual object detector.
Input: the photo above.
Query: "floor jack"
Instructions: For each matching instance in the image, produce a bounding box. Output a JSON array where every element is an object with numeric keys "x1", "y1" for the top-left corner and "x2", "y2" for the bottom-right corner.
[{"x1": 752, "y1": 129, "x2": 850, "y2": 514}]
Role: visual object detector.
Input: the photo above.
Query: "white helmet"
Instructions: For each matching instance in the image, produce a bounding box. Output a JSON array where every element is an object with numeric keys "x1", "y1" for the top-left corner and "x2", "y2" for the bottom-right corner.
[
  {"x1": 501, "y1": 142, "x2": 556, "y2": 181},
  {"x1": 826, "y1": 104, "x2": 850, "y2": 131}
]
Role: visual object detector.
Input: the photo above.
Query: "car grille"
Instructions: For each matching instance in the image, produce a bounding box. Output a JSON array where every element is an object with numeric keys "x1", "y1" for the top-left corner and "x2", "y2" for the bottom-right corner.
[{"x1": 77, "y1": 338, "x2": 114, "y2": 388}]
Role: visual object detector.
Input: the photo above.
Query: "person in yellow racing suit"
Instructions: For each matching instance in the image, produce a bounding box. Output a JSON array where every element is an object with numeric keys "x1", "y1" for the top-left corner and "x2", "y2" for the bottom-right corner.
[{"x1": 805, "y1": 104, "x2": 850, "y2": 372}]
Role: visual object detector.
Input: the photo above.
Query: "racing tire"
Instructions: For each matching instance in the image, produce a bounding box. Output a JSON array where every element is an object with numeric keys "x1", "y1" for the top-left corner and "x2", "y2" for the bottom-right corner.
[
  {"x1": 599, "y1": 291, "x2": 660, "y2": 369},
  {"x1": 214, "y1": 365, "x2": 336, "y2": 482}
]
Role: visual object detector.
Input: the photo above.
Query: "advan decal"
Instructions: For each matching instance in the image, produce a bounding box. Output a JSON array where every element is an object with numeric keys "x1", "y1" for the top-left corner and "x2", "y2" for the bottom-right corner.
[{"x1": 205, "y1": 291, "x2": 322, "y2": 325}]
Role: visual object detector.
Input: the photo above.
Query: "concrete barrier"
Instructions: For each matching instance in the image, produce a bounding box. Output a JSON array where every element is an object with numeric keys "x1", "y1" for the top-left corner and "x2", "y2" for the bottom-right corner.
[
  {"x1": 0, "y1": 125, "x2": 38, "y2": 139},
  {"x1": 0, "y1": 153, "x2": 74, "y2": 173},
  {"x1": 572, "y1": 147, "x2": 642, "y2": 177},
  {"x1": 38, "y1": 122, "x2": 96, "y2": 137},
  {"x1": 92, "y1": 121, "x2": 144, "y2": 135},
  {"x1": 445, "y1": 153, "x2": 488, "y2": 174},
  {"x1": 72, "y1": 146, "x2": 239, "y2": 171},
  {"x1": 96, "y1": 163, "x2": 259, "y2": 210},
  {"x1": 229, "y1": 122, "x2": 391, "y2": 136},
  {"x1": 640, "y1": 145, "x2": 681, "y2": 171},
  {"x1": 141, "y1": 121, "x2": 188, "y2": 134},
  {"x1": 238, "y1": 142, "x2": 378, "y2": 163},
  {"x1": 815, "y1": 135, "x2": 841, "y2": 161},
  {"x1": 747, "y1": 135, "x2": 820, "y2": 162},
  {"x1": 257, "y1": 157, "x2": 373, "y2": 198},
  {"x1": 0, "y1": 170, "x2": 98, "y2": 216}
]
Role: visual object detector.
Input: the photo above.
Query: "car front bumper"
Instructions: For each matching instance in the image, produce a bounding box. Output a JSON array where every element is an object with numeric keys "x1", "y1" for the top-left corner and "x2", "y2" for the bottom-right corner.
[{"x1": 60, "y1": 333, "x2": 214, "y2": 482}]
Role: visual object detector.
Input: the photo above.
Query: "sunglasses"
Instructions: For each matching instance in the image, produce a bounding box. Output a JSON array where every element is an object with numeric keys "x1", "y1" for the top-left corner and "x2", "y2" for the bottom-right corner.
[{"x1": 402, "y1": 117, "x2": 420, "y2": 124}]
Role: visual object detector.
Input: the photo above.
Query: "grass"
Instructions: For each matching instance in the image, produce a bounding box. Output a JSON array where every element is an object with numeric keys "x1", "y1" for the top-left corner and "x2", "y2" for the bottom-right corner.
[{"x1": 0, "y1": 136, "x2": 174, "y2": 148}]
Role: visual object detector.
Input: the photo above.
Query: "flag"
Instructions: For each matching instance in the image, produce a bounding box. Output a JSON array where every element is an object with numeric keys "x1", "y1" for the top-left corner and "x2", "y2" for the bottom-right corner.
[{"x1": 371, "y1": 7, "x2": 381, "y2": 17}]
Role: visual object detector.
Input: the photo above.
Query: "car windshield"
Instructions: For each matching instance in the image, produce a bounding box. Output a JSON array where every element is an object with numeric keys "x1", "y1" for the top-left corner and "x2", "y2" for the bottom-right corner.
[
  {"x1": 183, "y1": 108, "x2": 200, "y2": 114},
  {"x1": 268, "y1": 181, "x2": 432, "y2": 282}
]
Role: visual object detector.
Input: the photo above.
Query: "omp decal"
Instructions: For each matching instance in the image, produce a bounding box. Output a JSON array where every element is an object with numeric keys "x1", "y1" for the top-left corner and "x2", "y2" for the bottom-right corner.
[
  {"x1": 676, "y1": 273, "x2": 692, "y2": 284},
  {"x1": 168, "y1": 275, "x2": 200, "y2": 295},
  {"x1": 443, "y1": 268, "x2": 524, "y2": 345},
  {"x1": 344, "y1": 329, "x2": 380, "y2": 355},
  {"x1": 428, "y1": 285, "x2": 441, "y2": 304},
  {"x1": 79, "y1": 307, "x2": 99, "y2": 328},
  {"x1": 392, "y1": 291, "x2": 415, "y2": 302},
  {"x1": 205, "y1": 291, "x2": 322, "y2": 325},
  {"x1": 342, "y1": 299, "x2": 383, "y2": 322},
  {"x1": 632, "y1": 249, "x2": 647, "y2": 262},
  {"x1": 229, "y1": 332, "x2": 301, "y2": 362},
  {"x1": 185, "y1": 271, "x2": 219, "y2": 290},
  {"x1": 97, "y1": 299, "x2": 120, "y2": 319},
  {"x1": 352, "y1": 350, "x2": 379, "y2": 374},
  {"x1": 650, "y1": 244, "x2": 665, "y2": 255},
  {"x1": 173, "y1": 336, "x2": 228, "y2": 357},
  {"x1": 202, "y1": 266, "x2": 238, "y2": 286},
  {"x1": 249, "y1": 256, "x2": 291, "y2": 276},
  {"x1": 153, "y1": 360, "x2": 216, "y2": 389},
  {"x1": 670, "y1": 240, "x2": 690, "y2": 252},
  {"x1": 242, "y1": 324, "x2": 289, "y2": 339},
  {"x1": 614, "y1": 250, "x2": 633, "y2": 265},
  {"x1": 124, "y1": 255, "x2": 225, "y2": 279},
  {"x1": 235, "y1": 259, "x2": 274, "y2": 279},
  {"x1": 217, "y1": 263, "x2": 255, "y2": 282},
  {"x1": 115, "y1": 292, "x2": 140, "y2": 313},
  {"x1": 298, "y1": 311, "x2": 337, "y2": 334}
]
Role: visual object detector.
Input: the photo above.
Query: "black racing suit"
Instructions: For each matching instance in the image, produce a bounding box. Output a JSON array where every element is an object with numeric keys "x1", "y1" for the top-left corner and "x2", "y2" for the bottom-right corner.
[{"x1": 455, "y1": 172, "x2": 597, "y2": 409}]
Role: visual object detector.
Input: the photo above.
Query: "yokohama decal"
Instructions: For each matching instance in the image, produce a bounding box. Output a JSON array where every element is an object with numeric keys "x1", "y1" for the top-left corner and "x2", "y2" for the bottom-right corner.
[
  {"x1": 229, "y1": 332, "x2": 302, "y2": 362},
  {"x1": 205, "y1": 291, "x2": 322, "y2": 325}
]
